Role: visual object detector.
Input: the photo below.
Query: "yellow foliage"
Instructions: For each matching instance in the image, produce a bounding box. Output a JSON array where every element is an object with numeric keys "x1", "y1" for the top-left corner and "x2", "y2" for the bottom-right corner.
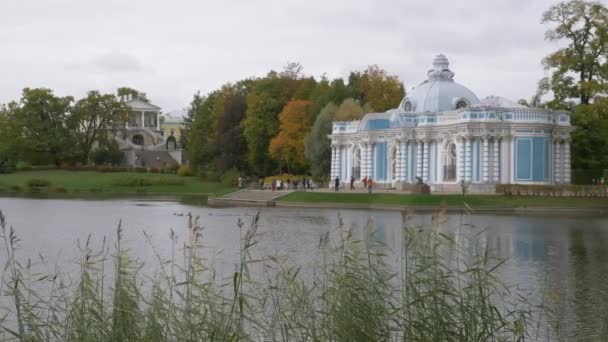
[{"x1": 269, "y1": 100, "x2": 311, "y2": 171}]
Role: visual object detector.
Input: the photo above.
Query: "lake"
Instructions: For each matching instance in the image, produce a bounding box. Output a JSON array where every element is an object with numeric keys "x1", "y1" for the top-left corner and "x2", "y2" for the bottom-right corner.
[{"x1": 0, "y1": 197, "x2": 607, "y2": 340}]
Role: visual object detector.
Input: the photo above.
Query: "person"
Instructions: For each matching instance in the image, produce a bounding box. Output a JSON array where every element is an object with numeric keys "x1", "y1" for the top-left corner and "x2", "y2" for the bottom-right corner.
[
  {"x1": 334, "y1": 177, "x2": 340, "y2": 191},
  {"x1": 272, "y1": 179, "x2": 276, "y2": 192},
  {"x1": 362, "y1": 176, "x2": 368, "y2": 189},
  {"x1": 259, "y1": 178, "x2": 264, "y2": 190},
  {"x1": 238, "y1": 176, "x2": 243, "y2": 189},
  {"x1": 350, "y1": 176, "x2": 355, "y2": 190},
  {"x1": 286, "y1": 178, "x2": 291, "y2": 189},
  {"x1": 277, "y1": 179, "x2": 282, "y2": 190},
  {"x1": 367, "y1": 178, "x2": 373, "y2": 194},
  {"x1": 294, "y1": 179, "x2": 299, "y2": 189}
]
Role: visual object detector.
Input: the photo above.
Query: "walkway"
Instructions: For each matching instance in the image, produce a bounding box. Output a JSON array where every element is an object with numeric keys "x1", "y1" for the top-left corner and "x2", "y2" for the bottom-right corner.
[{"x1": 207, "y1": 189, "x2": 293, "y2": 207}]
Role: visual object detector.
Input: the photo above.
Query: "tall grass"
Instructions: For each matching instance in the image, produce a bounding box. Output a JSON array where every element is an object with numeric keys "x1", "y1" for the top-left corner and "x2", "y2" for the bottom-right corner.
[{"x1": 0, "y1": 208, "x2": 565, "y2": 341}]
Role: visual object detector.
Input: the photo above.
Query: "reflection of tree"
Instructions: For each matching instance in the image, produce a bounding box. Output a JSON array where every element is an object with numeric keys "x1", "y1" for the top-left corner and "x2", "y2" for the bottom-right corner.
[{"x1": 566, "y1": 226, "x2": 608, "y2": 339}]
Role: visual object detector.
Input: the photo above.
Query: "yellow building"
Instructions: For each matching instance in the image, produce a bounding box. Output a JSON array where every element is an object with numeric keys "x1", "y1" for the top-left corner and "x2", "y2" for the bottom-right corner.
[{"x1": 160, "y1": 111, "x2": 186, "y2": 151}]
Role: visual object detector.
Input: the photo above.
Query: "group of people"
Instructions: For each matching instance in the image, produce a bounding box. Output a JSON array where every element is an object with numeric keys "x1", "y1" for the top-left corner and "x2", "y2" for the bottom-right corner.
[
  {"x1": 266, "y1": 178, "x2": 314, "y2": 191},
  {"x1": 334, "y1": 176, "x2": 374, "y2": 193},
  {"x1": 592, "y1": 178, "x2": 605, "y2": 186}
]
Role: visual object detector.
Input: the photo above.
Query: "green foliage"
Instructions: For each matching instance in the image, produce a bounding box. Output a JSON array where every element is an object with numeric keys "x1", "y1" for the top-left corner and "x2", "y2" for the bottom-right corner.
[
  {"x1": 540, "y1": 0, "x2": 608, "y2": 105},
  {"x1": 305, "y1": 102, "x2": 337, "y2": 179},
  {"x1": 334, "y1": 98, "x2": 368, "y2": 121},
  {"x1": 117, "y1": 87, "x2": 149, "y2": 102},
  {"x1": 177, "y1": 165, "x2": 193, "y2": 177},
  {"x1": 571, "y1": 99, "x2": 608, "y2": 170},
  {"x1": 70, "y1": 91, "x2": 128, "y2": 162},
  {"x1": 91, "y1": 143, "x2": 123, "y2": 166},
  {"x1": 26, "y1": 178, "x2": 51, "y2": 188},
  {"x1": 186, "y1": 91, "x2": 215, "y2": 172},
  {"x1": 162, "y1": 163, "x2": 179, "y2": 174},
  {"x1": 220, "y1": 168, "x2": 241, "y2": 187},
  {"x1": 112, "y1": 176, "x2": 185, "y2": 187}
]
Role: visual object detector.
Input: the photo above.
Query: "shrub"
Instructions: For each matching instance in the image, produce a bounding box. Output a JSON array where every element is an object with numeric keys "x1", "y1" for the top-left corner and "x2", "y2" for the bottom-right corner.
[
  {"x1": 149, "y1": 167, "x2": 161, "y2": 174},
  {"x1": 162, "y1": 163, "x2": 179, "y2": 174},
  {"x1": 91, "y1": 144, "x2": 123, "y2": 166},
  {"x1": 26, "y1": 178, "x2": 51, "y2": 188},
  {"x1": 52, "y1": 186, "x2": 68, "y2": 193},
  {"x1": 112, "y1": 176, "x2": 185, "y2": 187},
  {"x1": 9, "y1": 185, "x2": 22, "y2": 192},
  {"x1": 15, "y1": 161, "x2": 32, "y2": 171},
  {"x1": 220, "y1": 168, "x2": 240, "y2": 187},
  {"x1": 177, "y1": 165, "x2": 193, "y2": 177},
  {"x1": 133, "y1": 167, "x2": 147, "y2": 173}
]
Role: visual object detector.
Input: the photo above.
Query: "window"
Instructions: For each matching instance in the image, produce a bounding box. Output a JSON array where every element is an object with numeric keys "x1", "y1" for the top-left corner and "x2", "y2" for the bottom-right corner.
[
  {"x1": 403, "y1": 101, "x2": 412, "y2": 112},
  {"x1": 456, "y1": 100, "x2": 468, "y2": 109},
  {"x1": 368, "y1": 119, "x2": 390, "y2": 130},
  {"x1": 132, "y1": 134, "x2": 144, "y2": 146}
]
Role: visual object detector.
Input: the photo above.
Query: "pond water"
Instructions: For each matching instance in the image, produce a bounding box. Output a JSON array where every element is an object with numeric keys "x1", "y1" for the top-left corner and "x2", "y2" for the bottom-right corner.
[{"x1": 0, "y1": 197, "x2": 607, "y2": 339}]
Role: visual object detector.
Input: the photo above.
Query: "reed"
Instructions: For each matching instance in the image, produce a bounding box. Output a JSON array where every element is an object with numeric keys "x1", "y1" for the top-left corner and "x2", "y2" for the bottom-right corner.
[{"x1": 0, "y1": 208, "x2": 571, "y2": 341}]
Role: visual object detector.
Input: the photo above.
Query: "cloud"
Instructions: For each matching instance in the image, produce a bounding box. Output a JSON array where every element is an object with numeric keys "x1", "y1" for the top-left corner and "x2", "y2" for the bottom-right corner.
[{"x1": 67, "y1": 52, "x2": 147, "y2": 73}]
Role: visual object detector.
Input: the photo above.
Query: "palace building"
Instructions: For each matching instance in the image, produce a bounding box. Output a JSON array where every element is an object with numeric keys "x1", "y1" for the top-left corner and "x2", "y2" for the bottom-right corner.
[{"x1": 329, "y1": 55, "x2": 574, "y2": 192}]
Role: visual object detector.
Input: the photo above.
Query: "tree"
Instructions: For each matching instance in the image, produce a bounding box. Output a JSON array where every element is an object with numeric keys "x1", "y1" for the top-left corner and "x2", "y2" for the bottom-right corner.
[
  {"x1": 348, "y1": 66, "x2": 404, "y2": 111},
  {"x1": 186, "y1": 91, "x2": 215, "y2": 172},
  {"x1": 304, "y1": 102, "x2": 338, "y2": 179},
  {"x1": 0, "y1": 105, "x2": 19, "y2": 172},
  {"x1": 541, "y1": 0, "x2": 608, "y2": 106},
  {"x1": 334, "y1": 98, "x2": 367, "y2": 121},
  {"x1": 10, "y1": 88, "x2": 75, "y2": 165},
  {"x1": 571, "y1": 98, "x2": 608, "y2": 170},
  {"x1": 117, "y1": 87, "x2": 149, "y2": 102},
  {"x1": 269, "y1": 100, "x2": 311, "y2": 173},
  {"x1": 213, "y1": 92, "x2": 248, "y2": 172},
  {"x1": 70, "y1": 91, "x2": 128, "y2": 163}
]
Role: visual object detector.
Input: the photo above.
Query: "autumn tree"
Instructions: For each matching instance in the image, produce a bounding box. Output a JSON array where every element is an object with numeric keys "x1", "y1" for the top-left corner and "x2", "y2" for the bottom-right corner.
[
  {"x1": 540, "y1": 0, "x2": 608, "y2": 106},
  {"x1": 334, "y1": 98, "x2": 369, "y2": 121},
  {"x1": 269, "y1": 100, "x2": 311, "y2": 173},
  {"x1": 349, "y1": 65, "x2": 404, "y2": 111},
  {"x1": 304, "y1": 102, "x2": 338, "y2": 179},
  {"x1": 186, "y1": 91, "x2": 216, "y2": 172},
  {"x1": 69, "y1": 91, "x2": 128, "y2": 162}
]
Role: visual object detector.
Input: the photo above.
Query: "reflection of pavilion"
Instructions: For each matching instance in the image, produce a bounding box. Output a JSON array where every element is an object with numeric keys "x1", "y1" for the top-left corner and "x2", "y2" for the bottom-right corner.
[{"x1": 113, "y1": 98, "x2": 185, "y2": 167}]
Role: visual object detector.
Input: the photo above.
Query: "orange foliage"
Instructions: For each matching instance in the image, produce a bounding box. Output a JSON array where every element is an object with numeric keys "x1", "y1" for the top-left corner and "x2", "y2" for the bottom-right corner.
[{"x1": 269, "y1": 100, "x2": 311, "y2": 172}]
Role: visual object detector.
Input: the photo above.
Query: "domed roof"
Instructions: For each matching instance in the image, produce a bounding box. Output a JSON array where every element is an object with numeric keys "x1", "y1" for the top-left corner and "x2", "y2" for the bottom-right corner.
[{"x1": 398, "y1": 54, "x2": 479, "y2": 113}]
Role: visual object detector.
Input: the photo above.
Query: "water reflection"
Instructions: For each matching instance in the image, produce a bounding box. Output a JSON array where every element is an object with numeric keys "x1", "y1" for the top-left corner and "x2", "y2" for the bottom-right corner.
[{"x1": 0, "y1": 197, "x2": 607, "y2": 340}]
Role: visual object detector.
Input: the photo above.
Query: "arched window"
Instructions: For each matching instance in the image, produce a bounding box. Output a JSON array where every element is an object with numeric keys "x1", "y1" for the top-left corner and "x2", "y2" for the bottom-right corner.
[
  {"x1": 166, "y1": 136, "x2": 177, "y2": 151},
  {"x1": 456, "y1": 100, "x2": 468, "y2": 109},
  {"x1": 403, "y1": 101, "x2": 412, "y2": 112},
  {"x1": 132, "y1": 134, "x2": 144, "y2": 146}
]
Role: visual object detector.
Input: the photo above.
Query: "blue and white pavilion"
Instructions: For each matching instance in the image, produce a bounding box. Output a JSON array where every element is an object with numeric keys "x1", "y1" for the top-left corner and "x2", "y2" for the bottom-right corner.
[{"x1": 329, "y1": 55, "x2": 573, "y2": 192}]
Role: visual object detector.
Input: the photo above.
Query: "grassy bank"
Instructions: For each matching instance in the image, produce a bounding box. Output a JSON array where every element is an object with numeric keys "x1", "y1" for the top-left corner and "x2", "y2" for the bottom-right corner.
[
  {"x1": 278, "y1": 191, "x2": 608, "y2": 207},
  {"x1": 0, "y1": 209, "x2": 575, "y2": 341},
  {"x1": 0, "y1": 170, "x2": 234, "y2": 198}
]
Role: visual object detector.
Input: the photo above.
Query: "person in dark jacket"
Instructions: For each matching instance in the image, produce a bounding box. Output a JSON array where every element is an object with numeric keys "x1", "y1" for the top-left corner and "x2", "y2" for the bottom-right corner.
[{"x1": 334, "y1": 177, "x2": 340, "y2": 191}]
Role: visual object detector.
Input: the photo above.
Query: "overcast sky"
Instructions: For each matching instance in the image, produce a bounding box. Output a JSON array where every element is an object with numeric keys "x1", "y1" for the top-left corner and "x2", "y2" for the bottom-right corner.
[{"x1": 1, "y1": 0, "x2": 566, "y2": 113}]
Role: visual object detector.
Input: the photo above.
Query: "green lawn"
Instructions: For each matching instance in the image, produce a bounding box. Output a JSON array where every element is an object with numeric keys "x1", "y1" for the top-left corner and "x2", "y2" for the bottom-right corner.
[
  {"x1": 0, "y1": 170, "x2": 234, "y2": 197},
  {"x1": 278, "y1": 191, "x2": 608, "y2": 207}
]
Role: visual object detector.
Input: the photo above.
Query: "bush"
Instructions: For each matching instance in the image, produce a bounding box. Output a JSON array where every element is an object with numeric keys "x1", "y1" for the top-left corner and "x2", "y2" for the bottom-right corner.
[
  {"x1": 177, "y1": 165, "x2": 193, "y2": 177},
  {"x1": 91, "y1": 145, "x2": 123, "y2": 166},
  {"x1": 162, "y1": 163, "x2": 179, "y2": 174},
  {"x1": 52, "y1": 186, "x2": 68, "y2": 193},
  {"x1": 26, "y1": 178, "x2": 51, "y2": 188},
  {"x1": 112, "y1": 176, "x2": 185, "y2": 187},
  {"x1": 9, "y1": 185, "x2": 22, "y2": 192},
  {"x1": 220, "y1": 168, "x2": 240, "y2": 187},
  {"x1": 15, "y1": 161, "x2": 32, "y2": 171}
]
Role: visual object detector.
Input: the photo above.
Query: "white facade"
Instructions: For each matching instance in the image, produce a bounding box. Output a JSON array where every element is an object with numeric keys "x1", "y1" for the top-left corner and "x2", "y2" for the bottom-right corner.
[{"x1": 329, "y1": 55, "x2": 574, "y2": 192}]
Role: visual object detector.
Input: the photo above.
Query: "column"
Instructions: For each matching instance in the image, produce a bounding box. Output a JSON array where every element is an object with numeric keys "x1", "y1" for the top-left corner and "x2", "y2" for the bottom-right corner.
[
  {"x1": 564, "y1": 140, "x2": 571, "y2": 184},
  {"x1": 554, "y1": 140, "x2": 561, "y2": 184},
  {"x1": 458, "y1": 138, "x2": 465, "y2": 182},
  {"x1": 156, "y1": 112, "x2": 160, "y2": 130},
  {"x1": 141, "y1": 111, "x2": 145, "y2": 128},
  {"x1": 465, "y1": 138, "x2": 472, "y2": 182},
  {"x1": 423, "y1": 141, "x2": 430, "y2": 182},
  {"x1": 482, "y1": 137, "x2": 490, "y2": 182},
  {"x1": 416, "y1": 141, "x2": 423, "y2": 179},
  {"x1": 336, "y1": 146, "x2": 343, "y2": 181},
  {"x1": 493, "y1": 138, "x2": 500, "y2": 183},
  {"x1": 330, "y1": 146, "x2": 336, "y2": 180},
  {"x1": 395, "y1": 141, "x2": 402, "y2": 181},
  {"x1": 400, "y1": 141, "x2": 407, "y2": 181},
  {"x1": 366, "y1": 143, "x2": 374, "y2": 179}
]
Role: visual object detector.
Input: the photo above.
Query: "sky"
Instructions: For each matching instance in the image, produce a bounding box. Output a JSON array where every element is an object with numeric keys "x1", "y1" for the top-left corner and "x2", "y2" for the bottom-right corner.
[{"x1": 0, "y1": 0, "x2": 566, "y2": 114}]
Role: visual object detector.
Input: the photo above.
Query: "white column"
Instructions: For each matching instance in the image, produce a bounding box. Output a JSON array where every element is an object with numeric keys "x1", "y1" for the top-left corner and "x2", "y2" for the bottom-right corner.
[
  {"x1": 330, "y1": 146, "x2": 336, "y2": 180},
  {"x1": 465, "y1": 138, "x2": 472, "y2": 182},
  {"x1": 141, "y1": 111, "x2": 145, "y2": 128},
  {"x1": 416, "y1": 141, "x2": 423, "y2": 179},
  {"x1": 493, "y1": 138, "x2": 500, "y2": 183},
  {"x1": 366, "y1": 143, "x2": 374, "y2": 179},
  {"x1": 156, "y1": 112, "x2": 160, "y2": 130},
  {"x1": 554, "y1": 140, "x2": 561, "y2": 184},
  {"x1": 458, "y1": 138, "x2": 465, "y2": 182},
  {"x1": 483, "y1": 137, "x2": 490, "y2": 182},
  {"x1": 564, "y1": 140, "x2": 571, "y2": 184},
  {"x1": 399, "y1": 141, "x2": 406, "y2": 181},
  {"x1": 423, "y1": 141, "x2": 430, "y2": 182},
  {"x1": 395, "y1": 141, "x2": 402, "y2": 181}
]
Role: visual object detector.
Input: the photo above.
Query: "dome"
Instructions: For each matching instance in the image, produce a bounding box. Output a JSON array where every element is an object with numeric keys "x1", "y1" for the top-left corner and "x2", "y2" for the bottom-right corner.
[
  {"x1": 476, "y1": 95, "x2": 527, "y2": 108},
  {"x1": 398, "y1": 54, "x2": 480, "y2": 113}
]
